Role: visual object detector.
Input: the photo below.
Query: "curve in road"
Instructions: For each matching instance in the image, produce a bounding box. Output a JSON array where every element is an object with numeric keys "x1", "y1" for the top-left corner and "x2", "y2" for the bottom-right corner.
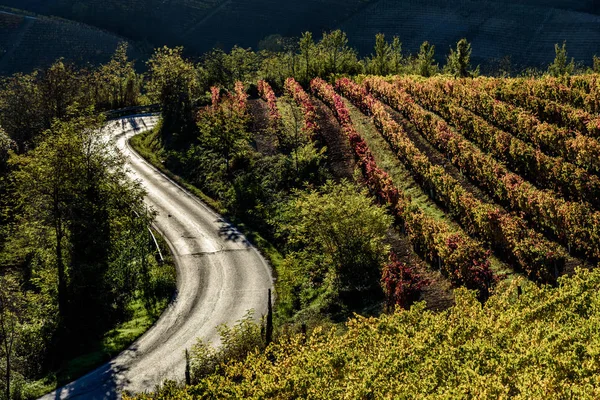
[{"x1": 41, "y1": 115, "x2": 274, "y2": 399}]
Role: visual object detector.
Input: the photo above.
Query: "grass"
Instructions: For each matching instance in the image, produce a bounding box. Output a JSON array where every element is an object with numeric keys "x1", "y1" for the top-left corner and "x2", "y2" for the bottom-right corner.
[
  {"x1": 29, "y1": 266, "x2": 174, "y2": 398},
  {"x1": 128, "y1": 123, "x2": 283, "y2": 274},
  {"x1": 129, "y1": 124, "x2": 225, "y2": 213}
]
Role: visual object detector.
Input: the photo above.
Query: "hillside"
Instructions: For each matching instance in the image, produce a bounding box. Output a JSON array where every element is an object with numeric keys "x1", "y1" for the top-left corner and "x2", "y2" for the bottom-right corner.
[
  {"x1": 1, "y1": 0, "x2": 599, "y2": 72},
  {"x1": 339, "y1": 0, "x2": 600, "y2": 71},
  {"x1": 0, "y1": 10, "x2": 145, "y2": 75},
  {"x1": 127, "y1": 269, "x2": 600, "y2": 399}
]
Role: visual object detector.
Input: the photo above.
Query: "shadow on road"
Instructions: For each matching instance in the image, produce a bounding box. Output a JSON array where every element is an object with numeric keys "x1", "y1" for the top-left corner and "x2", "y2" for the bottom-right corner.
[
  {"x1": 217, "y1": 218, "x2": 251, "y2": 247},
  {"x1": 47, "y1": 344, "x2": 140, "y2": 400}
]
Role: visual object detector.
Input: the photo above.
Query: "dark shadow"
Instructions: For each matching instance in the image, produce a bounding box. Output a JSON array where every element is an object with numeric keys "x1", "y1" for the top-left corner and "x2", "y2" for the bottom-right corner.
[
  {"x1": 50, "y1": 344, "x2": 139, "y2": 400},
  {"x1": 216, "y1": 217, "x2": 251, "y2": 247}
]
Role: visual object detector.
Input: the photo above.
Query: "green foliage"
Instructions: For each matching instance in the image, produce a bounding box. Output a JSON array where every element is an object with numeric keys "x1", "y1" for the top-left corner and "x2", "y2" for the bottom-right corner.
[
  {"x1": 548, "y1": 41, "x2": 575, "y2": 77},
  {"x1": 199, "y1": 47, "x2": 261, "y2": 90},
  {"x1": 365, "y1": 33, "x2": 403, "y2": 76},
  {"x1": 445, "y1": 38, "x2": 478, "y2": 78},
  {"x1": 196, "y1": 97, "x2": 251, "y2": 172},
  {"x1": 0, "y1": 109, "x2": 175, "y2": 396},
  {"x1": 415, "y1": 41, "x2": 438, "y2": 77},
  {"x1": 318, "y1": 30, "x2": 360, "y2": 77},
  {"x1": 189, "y1": 311, "x2": 263, "y2": 382},
  {"x1": 128, "y1": 268, "x2": 600, "y2": 399},
  {"x1": 0, "y1": 128, "x2": 14, "y2": 171},
  {"x1": 147, "y1": 47, "x2": 199, "y2": 141},
  {"x1": 94, "y1": 42, "x2": 141, "y2": 110},
  {"x1": 273, "y1": 181, "x2": 391, "y2": 320},
  {"x1": 593, "y1": 55, "x2": 600, "y2": 73},
  {"x1": 0, "y1": 48, "x2": 141, "y2": 153},
  {"x1": 298, "y1": 31, "x2": 316, "y2": 85}
]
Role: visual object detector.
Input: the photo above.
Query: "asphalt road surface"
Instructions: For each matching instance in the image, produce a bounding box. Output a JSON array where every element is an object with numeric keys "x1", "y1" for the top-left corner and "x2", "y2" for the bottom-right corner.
[{"x1": 40, "y1": 115, "x2": 274, "y2": 399}]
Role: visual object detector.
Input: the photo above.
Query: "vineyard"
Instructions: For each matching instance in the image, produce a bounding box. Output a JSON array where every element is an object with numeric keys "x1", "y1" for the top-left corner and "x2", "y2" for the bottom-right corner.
[
  {"x1": 125, "y1": 71, "x2": 600, "y2": 400},
  {"x1": 249, "y1": 73, "x2": 600, "y2": 304}
]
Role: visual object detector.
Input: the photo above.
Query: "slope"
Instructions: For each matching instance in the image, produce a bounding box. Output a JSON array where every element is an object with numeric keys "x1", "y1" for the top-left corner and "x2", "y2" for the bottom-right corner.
[{"x1": 0, "y1": 9, "x2": 146, "y2": 75}]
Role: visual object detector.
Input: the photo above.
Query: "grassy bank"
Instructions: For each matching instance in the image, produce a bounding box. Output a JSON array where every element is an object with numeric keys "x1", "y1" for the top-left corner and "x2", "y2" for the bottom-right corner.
[
  {"x1": 129, "y1": 125, "x2": 283, "y2": 276},
  {"x1": 29, "y1": 229, "x2": 176, "y2": 399}
]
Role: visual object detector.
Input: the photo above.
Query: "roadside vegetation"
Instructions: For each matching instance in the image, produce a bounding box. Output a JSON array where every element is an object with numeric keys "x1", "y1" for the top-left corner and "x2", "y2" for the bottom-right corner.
[{"x1": 0, "y1": 44, "x2": 175, "y2": 399}]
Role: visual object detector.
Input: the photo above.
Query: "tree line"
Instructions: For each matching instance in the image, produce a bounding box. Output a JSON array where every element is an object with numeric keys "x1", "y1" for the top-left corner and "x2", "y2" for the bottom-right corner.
[{"x1": 0, "y1": 44, "x2": 173, "y2": 399}]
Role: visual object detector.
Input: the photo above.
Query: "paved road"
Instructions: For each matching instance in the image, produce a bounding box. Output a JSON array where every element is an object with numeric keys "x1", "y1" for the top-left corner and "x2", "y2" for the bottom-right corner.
[{"x1": 41, "y1": 115, "x2": 274, "y2": 399}]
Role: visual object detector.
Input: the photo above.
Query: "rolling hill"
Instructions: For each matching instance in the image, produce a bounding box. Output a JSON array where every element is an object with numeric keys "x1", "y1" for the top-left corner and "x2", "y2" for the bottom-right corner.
[
  {"x1": 0, "y1": 9, "x2": 145, "y2": 75},
  {"x1": 0, "y1": 0, "x2": 599, "y2": 73}
]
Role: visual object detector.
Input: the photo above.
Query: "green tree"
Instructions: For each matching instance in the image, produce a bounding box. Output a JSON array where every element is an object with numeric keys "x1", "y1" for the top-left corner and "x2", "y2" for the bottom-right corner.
[
  {"x1": 96, "y1": 42, "x2": 140, "y2": 109},
  {"x1": 277, "y1": 181, "x2": 391, "y2": 297},
  {"x1": 225, "y1": 47, "x2": 260, "y2": 84},
  {"x1": 39, "y1": 60, "x2": 83, "y2": 128},
  {"x1": 0, "y1": 128, "x2": 14, "y2": 171},
  {"x1": 416, "y1": 41, "x2": 438, "y2": 77},
  {"x1": 200, "y1": 48, "x2": 231, "y2": 89},
  {"x1": 445, "y1": 38, "x2": 476, "y2": 77},
  {"x1": 0, "y1": 276, "x2": 23, "y2": 400},
  {"x1": 371, "y1": 33, "x2": 392, "y2": 76},
  {"x1": 197, "y1": 96, "x2": 251, "y2": 173},
  {"x1": 10, "y1": 111, "x2": 152, "y2": 336},
  {"x1": 0, "y1": 72, "x2": 44, "y2": 152},
  {"x1": 318, "y1": 30, "x2": 358, "y2": 76},
  {"x1": 548, "y1": 41, "x2": 575, "y2": 77},
  {"x1": 593, "y1": 55, "x2": 600, "y2": 73},
  {"x1": 299, "y1": 32, "x2": 316, "y2": 84},
  {"x1": 390, "y1": 36, "x2": 403, "y2": 74},
  {"x1": 147, "y1": 47, "x2": 199, "y2": 141}
]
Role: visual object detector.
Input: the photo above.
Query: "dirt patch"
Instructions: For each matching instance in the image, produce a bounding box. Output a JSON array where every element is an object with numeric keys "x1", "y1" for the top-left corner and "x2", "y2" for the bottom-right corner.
[{"x1": 312, "y1": 96, "x2": 356, "y2": 181}]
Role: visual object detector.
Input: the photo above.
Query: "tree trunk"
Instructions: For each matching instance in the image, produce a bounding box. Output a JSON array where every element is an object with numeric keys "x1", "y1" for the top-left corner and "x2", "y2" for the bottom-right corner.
[
  {"x1": 56, "y1": 223, "x2": 67, "y2": 320},
  {"x1": 5, "y1": 351, "x2": 9, "y2": 400},
  {"x1": 265, "y1": 289, "x2": 273, "y2": 346}
]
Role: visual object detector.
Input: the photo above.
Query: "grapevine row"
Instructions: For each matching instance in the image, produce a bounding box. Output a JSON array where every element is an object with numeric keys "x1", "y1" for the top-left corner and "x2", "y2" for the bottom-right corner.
[
  {"x1": 483, "y1": 80, "x2": 600, "y2": 138},
  {"x1": 234, "y1": 81, "x2": 248, "y2": 111},
  {"x1": 257, "y1": 80, "x2": 282, "y2": 127},
  {"x1": 445, "y1": 79, "x2": 600, "y2": 176},
  {"x1": 365, "y1": 76, "x2": 600, "y2": 261},
  {"x1": 396, "y1": 77, "x2": 600, "y2": 208},
  {"x1": 284, "y1": 77, "x2": 318, "y2": 135},
  {"x1": 310, "y1": 77, "x2": 495, "y2": 294},
  {"x1": 495, "y1": 76, "x2": 599, "y2": 114},
  {"x1": 338, "y1": 77, "x2": 565, "y2": 281}
]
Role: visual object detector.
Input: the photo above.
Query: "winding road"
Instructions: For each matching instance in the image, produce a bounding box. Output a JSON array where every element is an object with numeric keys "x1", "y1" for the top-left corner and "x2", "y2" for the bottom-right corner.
[{"x1": 41, "y1": 115, "x2": 274, "y2": 399}]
